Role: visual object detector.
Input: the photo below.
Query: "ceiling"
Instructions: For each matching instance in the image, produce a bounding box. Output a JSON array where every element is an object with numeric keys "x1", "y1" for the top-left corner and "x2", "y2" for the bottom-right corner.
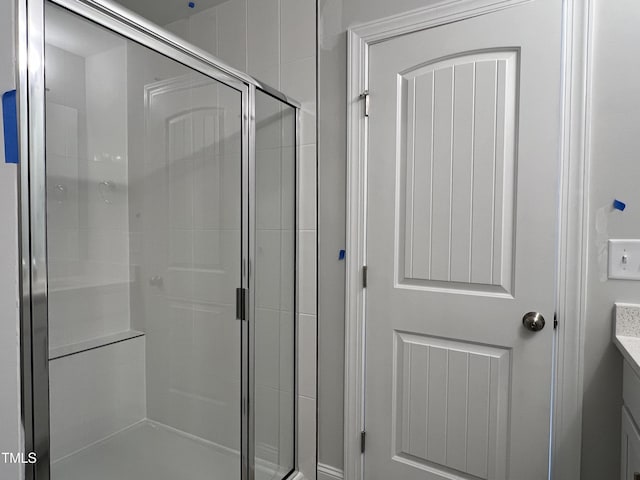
[{"x1": 115, "y1": 0, "x2": 229, "y2": 25}]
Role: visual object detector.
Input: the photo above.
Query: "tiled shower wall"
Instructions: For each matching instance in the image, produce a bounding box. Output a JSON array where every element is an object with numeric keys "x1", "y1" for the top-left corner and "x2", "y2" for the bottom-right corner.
[
  {"x1": 46, "y1": 42, "x2": 132, "y2": 350},
  {"x1": 45, "y1": 38, "x2": 146, "y2": 462},
  {"x1": 165, "y1": 1, "x2": 317, "y2": 478}
]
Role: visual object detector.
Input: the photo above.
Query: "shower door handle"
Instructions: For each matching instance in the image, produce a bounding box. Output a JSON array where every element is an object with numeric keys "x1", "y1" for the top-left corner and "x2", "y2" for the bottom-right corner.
[{"x1": 236, "y1": 287, "x2": 247, "y2": 320}]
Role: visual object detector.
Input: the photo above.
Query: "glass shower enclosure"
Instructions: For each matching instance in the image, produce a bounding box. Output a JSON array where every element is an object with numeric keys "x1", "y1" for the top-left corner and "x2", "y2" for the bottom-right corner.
[{"x1": 17, "y1": 1, "x2": 298, "y2": 479}]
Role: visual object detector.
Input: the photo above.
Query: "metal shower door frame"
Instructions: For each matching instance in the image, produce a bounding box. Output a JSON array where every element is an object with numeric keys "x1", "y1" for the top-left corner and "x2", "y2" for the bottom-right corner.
[{"x1": 16, "y1": 1, "x2": 300, "y2": 479}]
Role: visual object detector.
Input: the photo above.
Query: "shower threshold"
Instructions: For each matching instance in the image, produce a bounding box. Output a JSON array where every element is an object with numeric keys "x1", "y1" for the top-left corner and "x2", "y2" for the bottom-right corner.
[{"x1": 51, "y1": 420, "x2": 286, "y2": 480}]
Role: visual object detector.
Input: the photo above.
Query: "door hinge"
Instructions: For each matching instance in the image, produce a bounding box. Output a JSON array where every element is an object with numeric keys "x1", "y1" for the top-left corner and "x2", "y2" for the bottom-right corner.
[
  {"x1": 362, "y1": 265, "x2": 368, "y2": 288},
  {"x1": 236, "y1": 287, "x2": 246, "y2": 320},
  {"x1": 360, "y1": 90, "x2": 370, "y2": 117},
  {"x1": 361, "y1": 431, "x2": 366, "y2": 453},
  {"x1": 554, "y1": 312, "x2": 558, "y2": 330}
]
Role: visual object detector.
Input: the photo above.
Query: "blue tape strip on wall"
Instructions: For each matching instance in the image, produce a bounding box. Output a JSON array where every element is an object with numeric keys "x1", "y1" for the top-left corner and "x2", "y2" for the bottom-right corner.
[{"x1": 2, "y1": 90, "x2": 18, "y2": 164}]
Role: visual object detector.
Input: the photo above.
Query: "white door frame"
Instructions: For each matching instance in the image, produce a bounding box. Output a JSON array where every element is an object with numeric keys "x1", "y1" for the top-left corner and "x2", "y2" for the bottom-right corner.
[{"x1": 343, "y1": 0, "x2": 594, "y2": 479}]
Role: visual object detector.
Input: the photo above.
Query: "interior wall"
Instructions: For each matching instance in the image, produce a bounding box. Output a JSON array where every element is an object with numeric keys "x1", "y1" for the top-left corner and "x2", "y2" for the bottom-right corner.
[
  {"x1": 580, "y1": 0, "x2": 640, "y2": 477},
  {"x1": 317, "y1": 1, "x2": 640, "y2": 479},
  {"x1": 0, "y1": 0, "x2": 21, "y2": 477}
]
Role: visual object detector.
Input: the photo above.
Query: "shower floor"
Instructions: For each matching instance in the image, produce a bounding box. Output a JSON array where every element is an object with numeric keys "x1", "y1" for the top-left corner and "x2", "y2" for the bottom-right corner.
[{"x1": 51, "y1": 420, "x2": 286, "y2": 480}]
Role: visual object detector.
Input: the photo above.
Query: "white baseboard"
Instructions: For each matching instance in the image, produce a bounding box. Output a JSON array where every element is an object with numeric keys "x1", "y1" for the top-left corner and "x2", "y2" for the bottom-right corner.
[{"x1": 317, "y1": 463, "x2": 344, "y2": 480}]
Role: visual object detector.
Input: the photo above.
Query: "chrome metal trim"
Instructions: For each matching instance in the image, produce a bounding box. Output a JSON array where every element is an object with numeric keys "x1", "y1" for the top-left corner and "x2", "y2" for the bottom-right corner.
[
  {"x1": 49, "y1": 0, "x2": 301, "y2": 110},
  {"x1": 236, "y1": 287, "x2": 247, "y2": 321},
  {"x1": 293, "y1": 90, "x2": 301, "y2": 477},
  {"x1": 24, "y1": 0, "x2": 51, "y2": 478},
  {"x1": 241, "y1": 82, "x2": 251, "y2": 480},
  {"x1": 247, "y1": 84, "x2": 256, "y2": 480},
  {"x1": 17, "y1": 0, "x2": 34, "y2": 478}
]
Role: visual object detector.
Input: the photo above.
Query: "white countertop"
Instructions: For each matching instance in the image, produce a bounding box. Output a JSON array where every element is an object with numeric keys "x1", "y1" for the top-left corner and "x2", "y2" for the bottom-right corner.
[{"x1": 613, "y1": 303, "x2": 640, "y2": 379}]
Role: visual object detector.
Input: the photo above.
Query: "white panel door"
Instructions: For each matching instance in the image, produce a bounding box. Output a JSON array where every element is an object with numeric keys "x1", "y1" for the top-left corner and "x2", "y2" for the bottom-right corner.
[{"x1": 364, "y1": 1, "x2": 562, "y2": 479}]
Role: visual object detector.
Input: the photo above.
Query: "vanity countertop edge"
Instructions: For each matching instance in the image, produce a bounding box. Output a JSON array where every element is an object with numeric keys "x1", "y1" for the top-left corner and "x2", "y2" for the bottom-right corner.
[{"x1": 613, "y1": 303, "x2": 640, "y2": 379}]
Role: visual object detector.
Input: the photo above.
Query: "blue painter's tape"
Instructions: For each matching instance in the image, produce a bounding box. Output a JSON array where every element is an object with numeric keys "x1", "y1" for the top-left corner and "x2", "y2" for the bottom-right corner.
[
  {"x1": 338, "y1": 249, "x2": 345, "y2": 260},
  {"x1": 613, "y1": 199, "x2": 626, "y2": 211},
  {"x1": 2, "y1": 90, "x2": 18, "y2": 164}
]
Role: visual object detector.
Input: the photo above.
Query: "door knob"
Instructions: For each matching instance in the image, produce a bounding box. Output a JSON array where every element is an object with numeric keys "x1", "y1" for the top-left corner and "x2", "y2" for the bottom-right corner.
[{"x1": 522, "y1": 312, "x2": 545, "y2": 332}]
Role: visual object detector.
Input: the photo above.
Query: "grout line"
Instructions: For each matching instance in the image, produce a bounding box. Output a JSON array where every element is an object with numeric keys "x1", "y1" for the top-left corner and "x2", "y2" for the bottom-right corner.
[
  {"x1": 448, "y1": 67, "x2": 455, "y2": 282},
  {"x1": 245, "y1": 0, "x2": 249, "y2": 73},
  {"x1": 278, "y1": 0, "x2": 282, "y2": 90}
]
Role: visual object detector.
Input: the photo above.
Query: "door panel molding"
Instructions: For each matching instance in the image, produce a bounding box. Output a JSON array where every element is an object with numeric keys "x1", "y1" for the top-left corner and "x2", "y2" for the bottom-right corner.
[
  {"x1": 345, "y1": 1, "x2": 592, "y2": 479},
  {"x1": 396, "y1": 48, "x2": 519, "y2": 295},
  {"x1": 392, "y1": 332, "x2": 510, "y2": 479}
]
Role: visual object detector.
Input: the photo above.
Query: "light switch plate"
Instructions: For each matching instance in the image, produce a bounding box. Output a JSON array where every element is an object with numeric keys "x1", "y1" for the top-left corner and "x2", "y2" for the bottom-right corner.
[{"x1": 609, "y1": 239, "x2": 640, "y2": 280}]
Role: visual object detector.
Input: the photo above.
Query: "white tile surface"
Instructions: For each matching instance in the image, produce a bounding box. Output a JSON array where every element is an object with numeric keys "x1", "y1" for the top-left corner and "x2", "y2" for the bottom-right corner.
[
  {"x1": 281, "y1": 56, "x2": 316, "y2": 107},
  {"x1": 256, "y1": 90, "x2": 284, "y2": 150},
  {"x1": 193, "y1": 229, "x2": 223, "y2": 269},
  {"x1": 164, "y1": 18, "x2": 189, "y2": 38},
  {"x1": 248, "y1": 0, "x2": 280, "y2": 75},
  {"x1": 251, "y1": 65, "x2": 280, "y2": 90},
  {"x1": 281, "y1": 0, "x2": 315, "y2": 63},
  {"x1": 301, "y1": 110, "x2": 317, "y2": 146},
  {"x1": 48, "y1": 281, "x2": 131, "y2": 350},
  {"x1": 145, "y1": 299, "x2": 241, "y2": 450},
  {"x1": 299, "y1": 314, "x2": 317, "y2": 398},
  {"x1": 281, "y1": 146, "x2": 296, "y2": 231},
  {"x1": 256, "y1": 230, "x2": 282, "y2": 309},
  {"x1": 216, "y1": 0, "x2": 247, "y2": 71},
  {"x1": 278, "y1": 389, "x2": 295, "y2": 470},
  {"x1": 256, "y1": 308, "x2": 282, "y2": 388},
  {"x1": 298, "y1": 230, "x2": 317, "y2": 315},
  {"x1": 256, "y1": 147, "x2": 283, "y2": 229},
  {"x1": 298, "y1": 395, "x2": 317, "y2": 480},
  {"x1": 280, "y1": 231, "x2": 295, "y2": 311},
  {"x1": 51, "y1": 420, "x2": 240, "y2": 480},
  {"x1": 189, "y1": 7, "x2": 218, "y2": 55},
  {"x1": 299, "y1": 145, "x2": 317, "y2": 230},
  {"x1": 255, "y1": 385, "x2": 281, "y2": 463},
  {"x1": 47, "y1": 43, "x2": 132, "y2": 352},
  {"x1": 49, "y1": 337, "x2": 146, "y2": 462},
  {"x1": 279, "y1": 310, "x2": 295, "y2": 392},
  {"x1": 46, "y1": 103, "x2": 79, "y2": 157}
]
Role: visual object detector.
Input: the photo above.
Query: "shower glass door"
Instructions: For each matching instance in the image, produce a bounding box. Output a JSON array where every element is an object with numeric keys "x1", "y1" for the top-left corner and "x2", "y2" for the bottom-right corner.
[
  {"x1": 252, "y1": 90, "x2": 296, "y2": 480},
  {"x1": 44, "y1": 3, "x2": 246, "y2": 479}
]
